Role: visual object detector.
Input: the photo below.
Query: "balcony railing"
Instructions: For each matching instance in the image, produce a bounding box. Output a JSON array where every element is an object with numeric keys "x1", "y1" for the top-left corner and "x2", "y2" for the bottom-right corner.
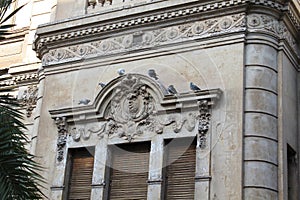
[{"x1": 87, "y1": 0, "x2": 155, "y2": 12}]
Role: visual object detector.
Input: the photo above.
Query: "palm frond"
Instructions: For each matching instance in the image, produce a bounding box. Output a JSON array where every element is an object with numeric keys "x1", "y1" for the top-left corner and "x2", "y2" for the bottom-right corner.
[
  {"x1": 0, "y1": 94, "x2": 46, "y2": 199},
  {"x1": 0, "y1": 0, "x2": 26, "y2": 39}
]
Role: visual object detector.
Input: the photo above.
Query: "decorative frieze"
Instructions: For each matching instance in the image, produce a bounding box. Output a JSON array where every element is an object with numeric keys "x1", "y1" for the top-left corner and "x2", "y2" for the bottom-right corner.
[
  {"x1": 40, "y1": 13, "x2": 299, "y2": 66},
  {"x1": 247, "y1": 14, "x2": 298, "y2": 56},
  {"x1": 42, "y1": 14, "x2": 246, "y2": 65},
  {"x1": 35, "y1": 0, "x2": 297, "y2": 58}
]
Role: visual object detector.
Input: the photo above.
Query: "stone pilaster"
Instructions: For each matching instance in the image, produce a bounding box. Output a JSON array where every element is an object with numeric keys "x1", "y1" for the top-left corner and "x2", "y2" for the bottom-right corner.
[
  {"x1": 91, "y1": 140, "x2": 108, "y2": 200},
  {"x1": 147, "y1": 136, "x2": 164, "y2": 200},
  {"x1": 244, "y1": 34, "x2": 279, "y2": 198}
]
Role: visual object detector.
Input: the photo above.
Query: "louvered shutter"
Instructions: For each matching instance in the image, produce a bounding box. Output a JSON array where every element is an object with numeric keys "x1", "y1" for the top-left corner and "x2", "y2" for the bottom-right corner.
[
  {"x1": 109, "y1": 142, "x2": 150, "y2": 200},
  {"x1": 165, "y1": 138, "x2": 196, "y2": 200},
  {"x1": 68, "y1": 148, "x2": 94, "y2": 200}
]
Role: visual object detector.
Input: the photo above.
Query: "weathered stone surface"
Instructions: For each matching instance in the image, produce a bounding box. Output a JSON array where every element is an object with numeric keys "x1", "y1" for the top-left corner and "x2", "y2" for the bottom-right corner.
[
  {"x1": 245, "y1": 89, "x2": 277, "y2": 116},
  {"x1": 245, "y1": 66, "x2": 277, "y2": 93},
  {"x1": 245, "y1": 44, "x2": 277, "y2": 71},
  {"x1": 244, "y1": 137, "x2": 278, "y2": 165},
  {"x1": 244, "y1": 188, "x2": 278, "y2": 200},
  {"x1": 244, "y1": 161, "x2": 278, "y2": 191},
  {"x1": 1, "y1": 0, "x2": 300, "y2": 199},
  {"x1": 244, "y1": 113, "x2": 277, "y2": 140}
]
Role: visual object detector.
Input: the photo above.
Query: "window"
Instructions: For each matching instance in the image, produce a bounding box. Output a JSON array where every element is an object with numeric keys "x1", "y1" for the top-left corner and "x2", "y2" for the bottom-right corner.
[
  {"x1": 65, "y1": 148, "x2": 94, "y2": 200},
  {"x1": 108, "y1": 142, "x2": 150, "y2": 199},
  {"x1": 287, "y1": 144, "x2": 297, "y2": 200},
  {"x1": 164, "y1": 138, "x2": 196, "y2": 200}
]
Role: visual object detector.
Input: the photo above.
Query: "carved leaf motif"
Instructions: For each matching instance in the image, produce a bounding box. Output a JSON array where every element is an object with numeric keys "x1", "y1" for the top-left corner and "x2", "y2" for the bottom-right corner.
[{"x1": 20, "y1": 85, "x2": 38, "y2": 118}]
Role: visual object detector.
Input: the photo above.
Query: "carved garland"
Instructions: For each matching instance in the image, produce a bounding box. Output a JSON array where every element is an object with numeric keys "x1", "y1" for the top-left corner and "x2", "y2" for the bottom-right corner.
[
  {"x1": 247, "y1": 14, "x2": 298, "y2": 56},
  {"x1": 69, "y1": 75, "x2": 200, "y2": 142}
]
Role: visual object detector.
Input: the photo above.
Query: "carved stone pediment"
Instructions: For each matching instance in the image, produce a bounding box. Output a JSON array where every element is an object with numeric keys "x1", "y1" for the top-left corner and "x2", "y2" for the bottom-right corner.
[{"x1": 49, "y1": 73, "x2": 222, "y2": 161}]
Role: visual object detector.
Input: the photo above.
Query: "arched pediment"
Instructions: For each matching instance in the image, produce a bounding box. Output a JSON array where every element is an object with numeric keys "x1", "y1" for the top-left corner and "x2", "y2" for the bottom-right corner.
[
  {"x1": 94, "y1": 73, "x2": 168, "y2": 119},
  {"x1": 49, "y1": 73, "x2": 222, "y2": 160}
]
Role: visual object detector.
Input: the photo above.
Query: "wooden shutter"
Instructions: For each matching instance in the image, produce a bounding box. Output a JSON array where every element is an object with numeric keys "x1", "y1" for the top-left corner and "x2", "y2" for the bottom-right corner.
[
  {"x1": 165, "y1": 138, "x2": 196, "y2": 200},
  {"x1": 109, "y1": 142, "x2": 150, "y2": 200},
  {"x1": 68, "y1": 148, "x2": 94, "y2": 200}
]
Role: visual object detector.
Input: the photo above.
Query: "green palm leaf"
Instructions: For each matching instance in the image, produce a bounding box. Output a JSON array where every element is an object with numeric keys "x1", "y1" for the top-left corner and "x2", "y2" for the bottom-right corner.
[
  {"x1": 0, "y1": 94, "x2": 46, "y2": 199},
  {"x1": 0, "y1": 0, "x2": 26, "y2": 39}
]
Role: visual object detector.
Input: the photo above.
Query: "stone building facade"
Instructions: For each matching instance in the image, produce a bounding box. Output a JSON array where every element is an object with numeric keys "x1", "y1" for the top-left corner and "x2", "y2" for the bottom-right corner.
[{"x1": 1, "y1": 0, "x2": 300, "y2": 199}]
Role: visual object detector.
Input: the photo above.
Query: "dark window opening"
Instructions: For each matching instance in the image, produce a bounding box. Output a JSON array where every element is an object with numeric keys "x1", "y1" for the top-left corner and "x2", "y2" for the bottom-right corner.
[{"x1": 287, "y1": 144, "x2": 298, "y2": 200}]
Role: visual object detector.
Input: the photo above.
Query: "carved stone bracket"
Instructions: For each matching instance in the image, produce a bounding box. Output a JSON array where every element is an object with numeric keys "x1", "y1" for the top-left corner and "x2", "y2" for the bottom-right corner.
[
  {"x1": 55, "y1": 117, "x2": 68, "y2": 162},
  {"x1": 197, "y1": 100, "x2": 211, "y2": 149}
]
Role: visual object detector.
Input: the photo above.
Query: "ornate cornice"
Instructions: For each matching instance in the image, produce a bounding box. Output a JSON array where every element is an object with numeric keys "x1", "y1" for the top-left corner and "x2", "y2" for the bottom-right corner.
[
  {"x1": 34, "y1": 0, "x2": 247, "y2": 46},
  {"x1": 34, "y1": 0, "x2": 299, "y2": 59},
  {"x1": 40, "y1": 12, "x2": 299, "y2": 66},
  {"x1": 41, "y1": 14, "x2": 246, "y2": 66},
  {"x1": 0, "y1": 73, "x2": 38, "y2": 88}
]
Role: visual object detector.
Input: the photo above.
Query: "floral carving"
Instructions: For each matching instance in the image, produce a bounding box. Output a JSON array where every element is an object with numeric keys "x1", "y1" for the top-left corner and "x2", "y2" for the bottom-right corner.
[
  {"x1": 20, "y1": 85, "x2": 38, "y2": 117},
  {"x1": 42, "y1": 14, "x2": 245, "y2": 66},
  {"x1": 198, "y1": 100, "x2": 211, "y2": 149},
  {"x1": 55, "y1": 117, "x2": 67, "y2": 162},
  {"x1": 247, "y1": 14, "x2": 298, "y2": 56}
]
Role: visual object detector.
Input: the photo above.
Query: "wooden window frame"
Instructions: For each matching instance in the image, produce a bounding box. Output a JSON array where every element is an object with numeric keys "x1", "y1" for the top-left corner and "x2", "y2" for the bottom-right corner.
[
  {"x1": 64, "y1": 147, "x2": 95, "y2": 200},
  {"x1": 163, "y1": 137, "x2": 196, "y2": 200}
]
